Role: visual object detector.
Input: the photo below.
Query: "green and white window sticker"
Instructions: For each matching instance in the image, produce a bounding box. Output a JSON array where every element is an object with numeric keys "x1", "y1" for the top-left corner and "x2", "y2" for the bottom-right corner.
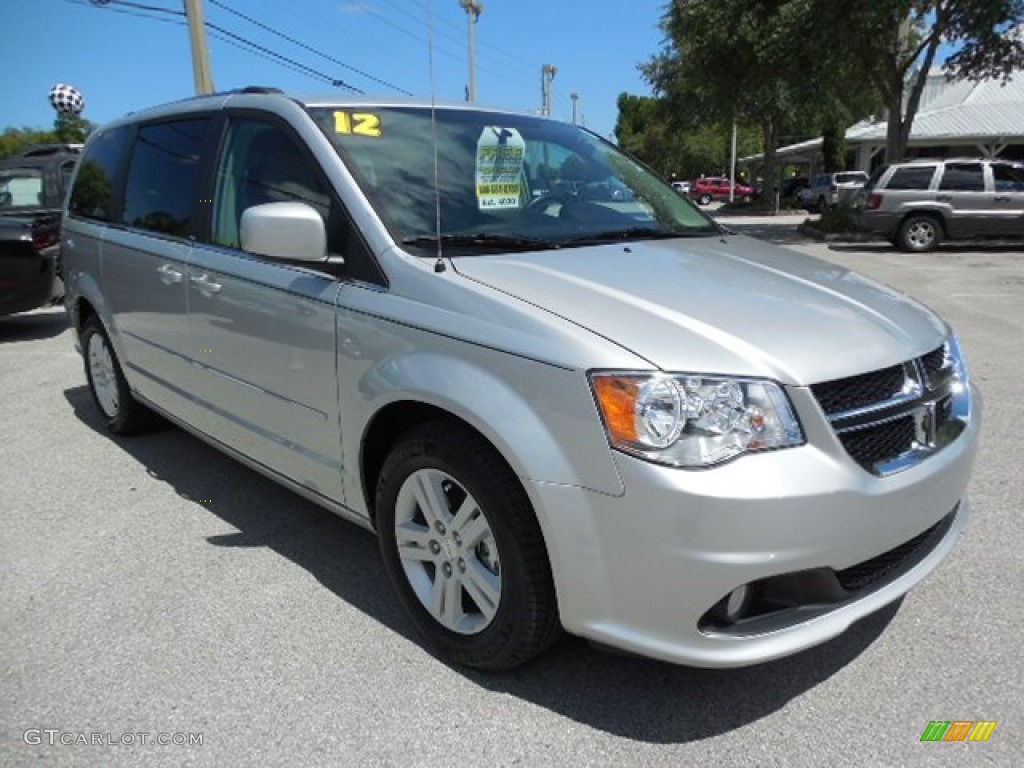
[{"x1": 475, "y1": 127, "x2": 526, "y2": 210}]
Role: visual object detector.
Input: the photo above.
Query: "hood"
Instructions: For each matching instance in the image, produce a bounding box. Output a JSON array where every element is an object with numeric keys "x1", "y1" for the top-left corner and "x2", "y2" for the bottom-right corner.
[{"x1": 451, "y1": 234, "x2": 947, "y2": 385}]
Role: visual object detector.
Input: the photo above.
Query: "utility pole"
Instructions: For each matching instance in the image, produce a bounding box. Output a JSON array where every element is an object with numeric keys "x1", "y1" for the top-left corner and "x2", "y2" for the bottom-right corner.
[
  {"x1": 570, "y1": 93, "x2": 579, "y2": 125},
  {"x1": 183, "y1": 0, "x2": 214, "y2": 95},
  {"x1": 541, "y1": 65, "x2": 556, "y2": 117},
  {"x1": 459, "y1": 0, "x2": 483, "y2": 101}
]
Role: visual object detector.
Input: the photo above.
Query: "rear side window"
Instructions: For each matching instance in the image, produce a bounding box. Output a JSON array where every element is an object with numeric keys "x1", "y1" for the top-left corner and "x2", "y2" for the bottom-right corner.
[
  {"x1": 886, "y1": 166, "x2": 936, "y2": 190},
  {"x1": 0, "y1": 168, "x2": 42, "y2": 208},
  {"x1": 122, "y1": 118, "x2": 209, "y2": 237},
  {"x1": 938, "y1": 163, "x2": 984, "y2": 192},
  {"x1": 992, "y1": 163, "x2": 1024, "y2": 191},
  {"x1": 69, "y1": 126, "x2": 130, "y2": 221}
]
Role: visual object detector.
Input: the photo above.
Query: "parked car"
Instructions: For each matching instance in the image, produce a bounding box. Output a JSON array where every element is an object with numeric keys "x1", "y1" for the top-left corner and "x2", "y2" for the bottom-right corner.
[
  {"x1": 0, "y1": 144, "x2": 80, "y2": 316},
  {"x1": 797, "y1": 171, "x2": 869, "y2": 211},
  {"x1": 855, "y1": 157, "x2": 1024, "y2": 252},
  {"x1": 689, "y1": 176, "x2": 757, "y2": 205},
  {"x1": 671, "y1": 180, "x2": 691, "y2": 195},
  {"x1": 62, "y1": 89, "x2": 979, "y2": 672}
]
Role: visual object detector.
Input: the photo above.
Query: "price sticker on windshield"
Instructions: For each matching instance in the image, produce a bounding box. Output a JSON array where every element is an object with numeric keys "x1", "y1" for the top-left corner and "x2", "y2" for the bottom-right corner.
[{"x1": 476, "y1": 127, "x2": 525, "y2": 210}]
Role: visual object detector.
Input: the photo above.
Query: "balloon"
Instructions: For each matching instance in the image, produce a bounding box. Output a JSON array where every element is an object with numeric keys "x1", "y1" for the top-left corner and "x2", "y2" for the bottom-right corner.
[{"x1": 49, "y1": 83, "x2": 85, "y2": 115}]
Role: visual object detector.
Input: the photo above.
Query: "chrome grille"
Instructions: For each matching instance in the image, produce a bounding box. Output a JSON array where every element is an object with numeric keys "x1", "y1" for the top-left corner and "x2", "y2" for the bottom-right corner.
[
  {"x1": 811, "y1": 364, "x2": 905, "y2": 416},
  {"x1": 811, "y1": 342, "x2": 966, "y2": 475}
]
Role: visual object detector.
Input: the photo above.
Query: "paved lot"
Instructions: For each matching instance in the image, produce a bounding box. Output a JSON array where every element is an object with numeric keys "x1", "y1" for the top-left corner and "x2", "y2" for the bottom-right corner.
[{"x1": 2, "y1": 230, "x2": 1022, "y2": 767}]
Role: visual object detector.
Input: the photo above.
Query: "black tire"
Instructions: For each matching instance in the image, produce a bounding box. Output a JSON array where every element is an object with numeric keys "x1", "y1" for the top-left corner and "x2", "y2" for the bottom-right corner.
[
  {"x1": 817, "y1": 196, "x2": 828, "y2": 212},
  {"x1": 697, "y1": 193, "x2": 712, "y2": 206},
  {"x1": 376, "y1": 420, "x2": 561, "y2": 671},
  {"x1": 81, "y1": 316, "x2": 158, "y2": 435},
  {"x1": 897, "y1": 214, "x2": 943, "y2": 253}
]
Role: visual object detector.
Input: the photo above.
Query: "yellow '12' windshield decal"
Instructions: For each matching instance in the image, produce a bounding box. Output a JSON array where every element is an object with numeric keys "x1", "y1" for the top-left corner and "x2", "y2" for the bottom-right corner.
[{"x1": 333, "y1": 111, "x2": 381, "y2": 137}]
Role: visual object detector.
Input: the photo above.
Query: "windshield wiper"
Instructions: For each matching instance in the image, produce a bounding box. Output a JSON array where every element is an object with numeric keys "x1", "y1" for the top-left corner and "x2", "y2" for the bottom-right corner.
[
  {"x1": 559, "y1": 227, "x2": 714, "y2": 245},
  {"x1": 402, "y1": 233, "x2": 555, "y2": 252}
]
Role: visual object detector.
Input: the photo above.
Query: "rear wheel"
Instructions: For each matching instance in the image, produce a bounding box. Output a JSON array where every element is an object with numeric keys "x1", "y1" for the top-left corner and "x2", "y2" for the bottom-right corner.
[
  {"x1": 376, "y1": 421, "x2": 561, "y2": 670},
  {"x1": 81, "y1": 316, "x2": 158, "y2": 435},
  {"x1": 897, "y1": 214, "x2": 943, "y2": 252}
]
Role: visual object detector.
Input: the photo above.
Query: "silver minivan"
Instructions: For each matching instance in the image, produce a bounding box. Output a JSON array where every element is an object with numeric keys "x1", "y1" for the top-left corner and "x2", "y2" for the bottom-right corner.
[{"x1": 61, "y1": 89, "x2": 980, "y2": 671}]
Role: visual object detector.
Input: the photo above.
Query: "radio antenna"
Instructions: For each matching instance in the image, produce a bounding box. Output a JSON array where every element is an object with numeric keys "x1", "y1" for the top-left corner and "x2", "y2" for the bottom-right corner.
[{"x1": 427, "y1": 1, "x2": 446, "y2": 274}]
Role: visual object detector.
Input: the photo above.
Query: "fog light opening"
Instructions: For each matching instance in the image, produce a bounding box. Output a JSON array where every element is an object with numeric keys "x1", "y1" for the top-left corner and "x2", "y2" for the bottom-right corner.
[{"x1": 713, "y1": 584, "x2": 752, "y2": 624}]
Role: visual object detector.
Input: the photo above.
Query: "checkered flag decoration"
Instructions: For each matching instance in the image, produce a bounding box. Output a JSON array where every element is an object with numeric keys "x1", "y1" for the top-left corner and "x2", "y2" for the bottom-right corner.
[{"x1": 49, "y1": 83, "x2": 84, "y2": 115}]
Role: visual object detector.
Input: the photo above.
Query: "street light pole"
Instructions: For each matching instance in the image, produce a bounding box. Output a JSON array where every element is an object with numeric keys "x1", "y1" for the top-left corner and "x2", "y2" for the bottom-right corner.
[
  {"x1": 459, "y1": 0, "x2": 483, "y2": 101},
  {"x1": 570, "y1": 93, "x2": 579, "y2": 125}
]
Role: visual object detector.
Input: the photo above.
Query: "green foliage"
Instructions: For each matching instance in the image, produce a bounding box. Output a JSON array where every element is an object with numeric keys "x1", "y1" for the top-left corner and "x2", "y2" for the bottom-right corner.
[
  {"x1": 54, "y1": 113, "x2": 93, "y2": 144},
  {"x1": 0, "y1": 127, "x2": 59, "y2": 159},
  {"x1": 613, "y1": 92, "x2": 760, "y2": 182},
  {"x1": 626, "y1": 0, "x2": 1024, "y2": 176},
  {"x1": 0, "y1": 113, "x2": 93, "y2": 160}
]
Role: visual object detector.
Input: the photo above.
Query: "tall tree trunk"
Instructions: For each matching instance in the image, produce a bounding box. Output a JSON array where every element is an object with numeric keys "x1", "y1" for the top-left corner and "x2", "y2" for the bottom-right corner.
[
  {"x1": 885, "y1": 85, "x2": 906, "y2": 163},
  {"x1": 822, "y1": 120, "x2": 845, "y2": 172}
]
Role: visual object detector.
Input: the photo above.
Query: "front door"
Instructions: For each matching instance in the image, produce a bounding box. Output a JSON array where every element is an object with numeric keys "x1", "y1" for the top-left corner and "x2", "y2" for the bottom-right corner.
[{"x1": 185, "y1": 117, "x2": 344, "y2": 502}]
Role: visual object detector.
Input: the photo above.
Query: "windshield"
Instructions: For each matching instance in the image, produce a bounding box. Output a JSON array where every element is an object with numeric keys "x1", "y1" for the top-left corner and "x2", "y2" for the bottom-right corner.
[{"x1": 309, "y1": 106, "x2": 719, "y2": 253}]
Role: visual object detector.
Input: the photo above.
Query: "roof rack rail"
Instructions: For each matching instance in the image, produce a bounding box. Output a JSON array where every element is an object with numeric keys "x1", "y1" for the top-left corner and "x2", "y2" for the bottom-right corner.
[{"x1": 239, "y1": 86, "x2": 284, "y2": 95}]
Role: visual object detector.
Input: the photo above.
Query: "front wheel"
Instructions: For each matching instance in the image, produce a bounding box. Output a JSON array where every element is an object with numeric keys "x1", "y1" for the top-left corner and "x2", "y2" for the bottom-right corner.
[
  {"x1": 696, "y1": 193, "x2": 712, "y2": 206},
  {"x1": 81, "y1": 316, "x2": 158, "y2": 435},
  {"x1": 376, "y1": 421, "x2": 560, "y2": 670},
  {"x1": 897, "y1": 214, "x2": 943, "y2": 252}
]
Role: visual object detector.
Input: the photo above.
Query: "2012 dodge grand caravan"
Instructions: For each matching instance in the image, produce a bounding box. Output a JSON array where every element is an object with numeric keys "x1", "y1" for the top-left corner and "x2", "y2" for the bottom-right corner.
[{"x1": 61, "y1": 88, "x2": 980, "y2": 671}]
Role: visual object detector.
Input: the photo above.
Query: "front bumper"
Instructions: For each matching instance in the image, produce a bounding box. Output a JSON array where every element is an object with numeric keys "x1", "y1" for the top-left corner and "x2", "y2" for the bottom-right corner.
[{"x1": 530, "y1": 385, "x2": 981, "y2": 667}]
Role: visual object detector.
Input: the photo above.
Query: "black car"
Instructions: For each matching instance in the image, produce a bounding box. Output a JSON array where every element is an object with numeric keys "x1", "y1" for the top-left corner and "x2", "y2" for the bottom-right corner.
[{"x1": 1, "y1": 144, "x2": 81, "y2": 316}]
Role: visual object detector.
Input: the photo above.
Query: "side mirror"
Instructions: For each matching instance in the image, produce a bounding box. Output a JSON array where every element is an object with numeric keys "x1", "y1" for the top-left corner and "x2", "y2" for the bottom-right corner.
[{"x1": 240, "y1": 202, "x2": 327, "y2": 263}]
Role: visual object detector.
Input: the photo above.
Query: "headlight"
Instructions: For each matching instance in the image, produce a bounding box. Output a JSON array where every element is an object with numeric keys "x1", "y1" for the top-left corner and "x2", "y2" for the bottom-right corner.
[{"x1": 590, "y1": 372, "x2": 804, "y2": 468}]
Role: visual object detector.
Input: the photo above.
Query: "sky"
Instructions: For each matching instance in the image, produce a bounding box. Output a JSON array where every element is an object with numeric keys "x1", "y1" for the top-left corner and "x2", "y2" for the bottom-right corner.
[{"x1": 3, "y1": 0, "x2": 668, "y2": 141}]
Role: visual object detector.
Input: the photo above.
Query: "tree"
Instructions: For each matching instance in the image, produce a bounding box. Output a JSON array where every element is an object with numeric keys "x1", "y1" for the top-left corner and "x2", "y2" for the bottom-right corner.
[
  {"x1": 613, "y1": 92, "x2": 760, "y2": 182},
  {"x1": 642, "y1": 0, "x2": 811, "y2": 201},
  {"x1": 0, "y1": 127, "x2": 59, "y2": 159},
  {"x1": 54, "y1": 112, "x2": 93, "y2": 144},
  {"x1": 811, "y1": 1, "x2": 1024, "y2": 162}
]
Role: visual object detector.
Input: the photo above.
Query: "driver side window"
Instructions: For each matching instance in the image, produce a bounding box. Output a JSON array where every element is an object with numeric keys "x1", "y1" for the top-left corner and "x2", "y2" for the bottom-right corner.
[{"x1": 211, "y1": 119, "x2": 331, "y2": 250}]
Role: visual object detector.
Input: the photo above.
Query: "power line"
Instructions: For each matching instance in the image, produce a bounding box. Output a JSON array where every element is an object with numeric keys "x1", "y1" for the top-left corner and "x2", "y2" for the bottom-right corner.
[
  {"x1": 208, "y1": 0, "x2": 412, "y2": 95},
  {"x1": 204, "y1": 21, "x2": 363, "y2": 92},
  {"x1": 77, "y1": 0, "x2": 378, "y2": 93}
]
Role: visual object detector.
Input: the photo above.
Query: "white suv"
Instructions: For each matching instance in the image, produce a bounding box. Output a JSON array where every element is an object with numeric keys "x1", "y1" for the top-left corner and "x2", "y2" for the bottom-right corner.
[{"x1": 798, "y1": 171, "x2": 869, "y2": 211}]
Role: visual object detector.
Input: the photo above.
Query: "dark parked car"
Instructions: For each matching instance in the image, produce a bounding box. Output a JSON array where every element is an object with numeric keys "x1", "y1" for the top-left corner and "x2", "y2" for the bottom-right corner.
[
  {"x1": 855, "y1": 157, "x2": 1024, "y2": 251},
  {"x1": 0, "y1": 144, "x2": 81, "y2": 316}
]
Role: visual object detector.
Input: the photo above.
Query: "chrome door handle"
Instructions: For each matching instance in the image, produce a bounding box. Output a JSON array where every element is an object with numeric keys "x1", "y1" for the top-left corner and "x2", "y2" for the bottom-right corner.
[
  {"x1": 936, "y1": 194, "x2": 952, "y2": 202},
  {"x1": 157, "y1": 263, "x2": 184, "y2": 285},
  {"x1": 189, "y1": 273, "x2": 222, "y2": 296},
  {"x1": 994, "y1": 195, "x2": 1011, "y2": 202}
]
